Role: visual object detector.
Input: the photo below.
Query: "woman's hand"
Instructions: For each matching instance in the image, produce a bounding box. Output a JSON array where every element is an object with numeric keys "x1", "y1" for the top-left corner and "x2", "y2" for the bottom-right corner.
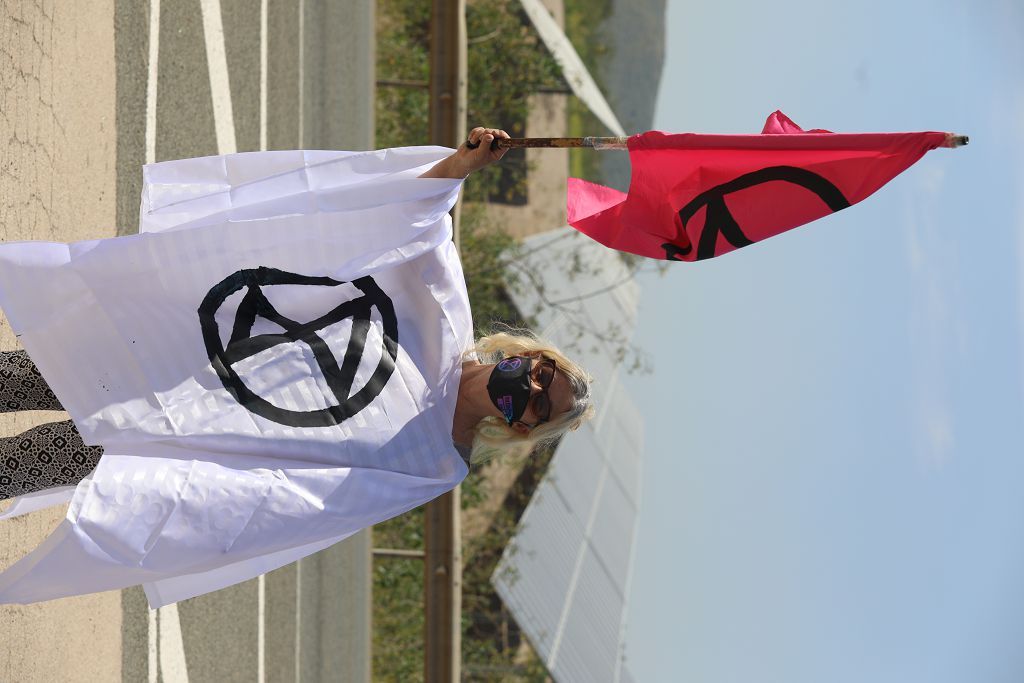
[
  {"x1": 419, "y1": 126, "x2": 511, "y2": 179},
  {"x1": 457, "y1": 127, "x2": 510, "y2": 174}
]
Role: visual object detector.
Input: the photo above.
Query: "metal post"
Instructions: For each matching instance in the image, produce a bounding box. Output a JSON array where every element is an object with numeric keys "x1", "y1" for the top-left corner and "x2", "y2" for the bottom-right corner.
[
  {"x1": 372, "y1": 548, "x2": 427, "y2": 559},
  {"x1": 425, "y1": 2, "x2": 466, "y2": 682}
]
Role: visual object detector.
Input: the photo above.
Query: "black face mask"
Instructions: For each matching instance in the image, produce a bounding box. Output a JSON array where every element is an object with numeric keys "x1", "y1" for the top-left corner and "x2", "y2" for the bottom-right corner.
[{"x1": 486, "y1": 356, "x2": 533, "y2": 425}]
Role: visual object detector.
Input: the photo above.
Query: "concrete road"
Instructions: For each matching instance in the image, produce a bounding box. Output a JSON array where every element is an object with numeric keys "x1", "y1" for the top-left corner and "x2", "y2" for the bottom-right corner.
[{"x1": 1, "y1": 1, "x2": 375, "y2": 681}]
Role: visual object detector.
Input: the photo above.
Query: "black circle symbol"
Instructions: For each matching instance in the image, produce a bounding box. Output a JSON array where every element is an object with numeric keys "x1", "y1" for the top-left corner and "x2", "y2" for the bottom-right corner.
[
  {"x1": 198, "y1": 267, "x2": 399, "y2": 428},
  {"x1": 662, "y1": 165, "x2": 852, "y2": 261}
]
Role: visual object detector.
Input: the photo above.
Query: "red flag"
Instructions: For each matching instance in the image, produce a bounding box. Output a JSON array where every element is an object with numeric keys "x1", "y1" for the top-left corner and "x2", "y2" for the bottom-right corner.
[{"x1": 567, "y1": 111, "x2": 955, "y2": 261}]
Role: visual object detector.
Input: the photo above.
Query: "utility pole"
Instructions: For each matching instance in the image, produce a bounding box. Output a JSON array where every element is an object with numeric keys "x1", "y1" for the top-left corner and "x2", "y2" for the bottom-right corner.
[{"x1": 424, "y1": 1, "x2": 466, "y2": 682}]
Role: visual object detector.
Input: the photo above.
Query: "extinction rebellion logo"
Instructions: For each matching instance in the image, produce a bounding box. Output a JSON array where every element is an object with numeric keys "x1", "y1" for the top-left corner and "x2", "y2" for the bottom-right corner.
[
  {"x1": 198, "y1": 267, "x2": 398, "y2": 428},
  {"x1": 496, "y1": 357, "x2": 523, "y2": 372}
]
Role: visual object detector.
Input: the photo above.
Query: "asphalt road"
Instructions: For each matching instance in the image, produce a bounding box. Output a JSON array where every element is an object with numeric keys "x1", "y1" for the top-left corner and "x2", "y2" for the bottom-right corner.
[{"x1": 1, "y1": 1, "x2": 375, "y2": 681}]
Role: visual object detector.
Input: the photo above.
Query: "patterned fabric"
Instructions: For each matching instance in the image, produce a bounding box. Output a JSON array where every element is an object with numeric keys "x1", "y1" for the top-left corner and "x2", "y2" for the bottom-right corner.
[
  {"x1": 0, "y1": 351, "x2": 103, "y2": 500},
  {"x1": 0, "y1": 420, "x2": 103, "y2": 499},
  {"x1": 0, "y1": 350, "x2": 63, "y2": 412}
]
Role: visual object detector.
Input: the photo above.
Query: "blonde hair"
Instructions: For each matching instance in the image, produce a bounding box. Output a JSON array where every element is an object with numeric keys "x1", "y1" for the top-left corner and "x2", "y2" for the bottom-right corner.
[{"x1": 466, "y1": 328, "x2": 595, "y2": 464}]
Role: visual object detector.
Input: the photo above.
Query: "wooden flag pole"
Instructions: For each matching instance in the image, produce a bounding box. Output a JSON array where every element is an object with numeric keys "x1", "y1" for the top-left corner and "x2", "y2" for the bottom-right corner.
[
  {"x1": 468, "y1": 134, "x2": 969, "y2": 150},
  {"x1": 467, "y1": 136, "x2": 629, "y2": 150}
]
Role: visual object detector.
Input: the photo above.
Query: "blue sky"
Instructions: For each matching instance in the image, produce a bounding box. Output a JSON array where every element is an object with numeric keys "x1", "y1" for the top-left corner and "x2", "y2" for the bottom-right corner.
[{"x1": 623, "y1": 0, "x2": 1024, "y2": 681}]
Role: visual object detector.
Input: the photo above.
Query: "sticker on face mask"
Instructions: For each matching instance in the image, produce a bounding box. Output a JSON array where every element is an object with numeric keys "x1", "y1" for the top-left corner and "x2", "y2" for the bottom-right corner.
[
  {"x1": 496, "y1": 395, "x2": 515, "y2": 421},
  {"x1": 497, "y1": 357, "x2": 523, "y2": 372}
]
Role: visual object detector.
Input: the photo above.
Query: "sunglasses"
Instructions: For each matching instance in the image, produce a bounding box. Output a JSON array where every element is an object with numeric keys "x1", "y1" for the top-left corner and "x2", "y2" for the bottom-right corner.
[{"x1": 521, "y1": 358, "x2": 557, "y2": 427}]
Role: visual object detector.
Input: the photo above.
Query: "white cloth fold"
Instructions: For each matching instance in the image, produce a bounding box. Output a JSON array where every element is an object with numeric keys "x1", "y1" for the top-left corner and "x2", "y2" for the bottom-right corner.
[
  {"x1": 0, "y1": 146, "x2": 472, "y2": 607},
  {"x1": 0, "y1": 487, "x2": 75, "y2": 521}
]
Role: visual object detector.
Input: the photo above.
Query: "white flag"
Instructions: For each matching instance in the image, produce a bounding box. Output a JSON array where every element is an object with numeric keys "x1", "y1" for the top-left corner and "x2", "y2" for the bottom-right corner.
[{"x1": 0, "y1": 147, "x2": 472, "y2": 607}]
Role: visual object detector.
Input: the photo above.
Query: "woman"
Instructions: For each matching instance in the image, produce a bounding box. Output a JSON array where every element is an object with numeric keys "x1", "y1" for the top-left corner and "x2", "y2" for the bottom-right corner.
[{"x1": 0, "y1": 128, "x2": 593, "y2": 607}]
